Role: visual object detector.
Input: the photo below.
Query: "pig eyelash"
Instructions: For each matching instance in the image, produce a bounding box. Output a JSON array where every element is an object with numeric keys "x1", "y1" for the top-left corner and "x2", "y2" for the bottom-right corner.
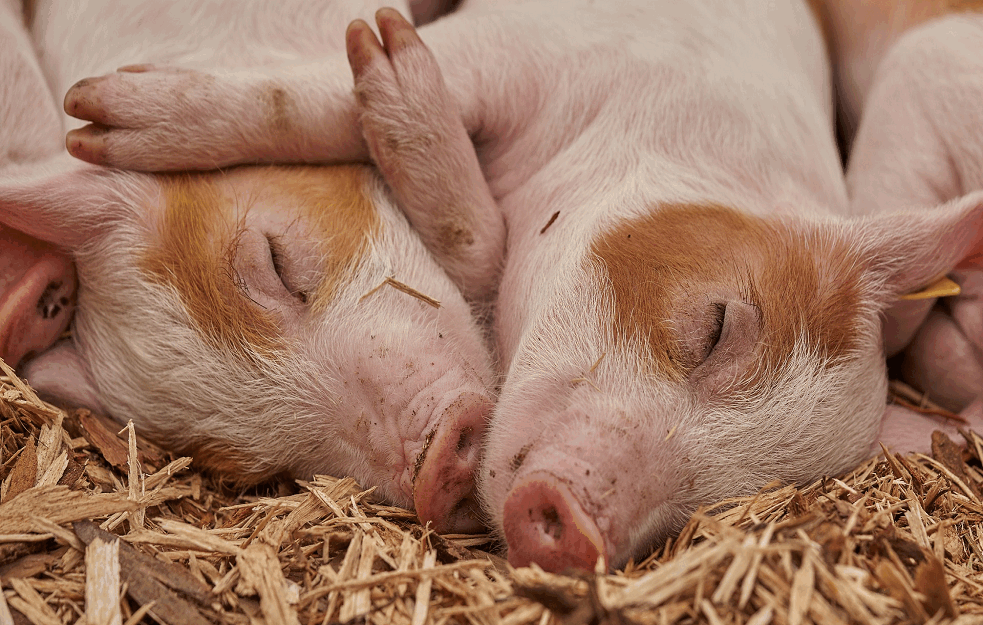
[
  {"x1": 224, "y1": 233, "x2": 268, "y2": 310},
  {"x1": 265, "y1": 234, "x2": 309, "y2": 305}
]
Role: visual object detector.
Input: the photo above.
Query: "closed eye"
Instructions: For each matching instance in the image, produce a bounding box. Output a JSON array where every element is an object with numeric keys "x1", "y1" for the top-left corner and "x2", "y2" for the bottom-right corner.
[
  {"x1": 266, "y1": 234, "x2": 308, "y2": 304},
  {"x1": 706, "y1": 302, "x2": 726, "y2": 358}
]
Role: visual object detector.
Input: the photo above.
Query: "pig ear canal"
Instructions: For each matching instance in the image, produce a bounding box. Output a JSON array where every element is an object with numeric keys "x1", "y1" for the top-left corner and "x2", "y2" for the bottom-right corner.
[
  {"x1": 859, "y1": 190, "x2": 983, "y2": 305},
  {"x1": 0, "y1": 153, "x2": 128, "y2": 249},
  {"x1": 17, "y1": 340, "x2": 107, "y2": 414}
]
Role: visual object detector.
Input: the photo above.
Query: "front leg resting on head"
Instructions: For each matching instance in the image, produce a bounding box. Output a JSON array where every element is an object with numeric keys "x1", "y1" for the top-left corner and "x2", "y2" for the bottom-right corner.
[
  {"x1": 64, "y1": 60, "x2": 370, "y2": 171},
  {"x1": 347, "y1": 10, "x2": 504, "y2": 300}
]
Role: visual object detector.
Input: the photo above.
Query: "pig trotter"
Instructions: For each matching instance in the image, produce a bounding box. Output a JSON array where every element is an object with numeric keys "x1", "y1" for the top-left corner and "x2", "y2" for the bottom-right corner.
[{"x1": 346, "y1": 9, "x2": 505, "y2": 300}]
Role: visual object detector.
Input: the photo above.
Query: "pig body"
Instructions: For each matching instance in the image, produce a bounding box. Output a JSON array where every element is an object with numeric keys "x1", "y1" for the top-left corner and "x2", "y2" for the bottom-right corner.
[
  {"x1": 1, "y1": 0, "x2": 497, "y2": 533},
  {"x1": 814, "y1": 1, "x2": 983, "y2": 418},
  {"x1": 0, "y1": 0, "x2": 75, "y2": 369},
  {"x1": 62, "y1": 0, "x2": 983, "y2": 570}
]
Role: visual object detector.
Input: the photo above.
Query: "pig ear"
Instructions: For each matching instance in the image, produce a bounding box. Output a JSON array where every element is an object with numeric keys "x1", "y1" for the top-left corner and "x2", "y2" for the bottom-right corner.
[
  {"x1": 0, "y1": 152, "x2": 137, "y2": 249},
  {"x1": 18, "y1": 340, "x2": 106, "y2": 414},
  {"x1": 856, "y1": 190, "x2": 983, "y2": 301}
]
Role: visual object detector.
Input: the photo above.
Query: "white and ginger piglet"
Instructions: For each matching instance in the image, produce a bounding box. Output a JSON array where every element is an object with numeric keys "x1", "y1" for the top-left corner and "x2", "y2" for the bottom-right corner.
[
  {"x1": 814, "y1": 0, "x2": 983, "y2": 436},
  {"x1": 61, "y1": 0, "x2": 983, "y2": 571},
  {"x1": 0, "y1": 0, "x2": 74, "y2": 369},
  {"x1": 0, "y1": 0, "x2": 496, "y2": 533}
]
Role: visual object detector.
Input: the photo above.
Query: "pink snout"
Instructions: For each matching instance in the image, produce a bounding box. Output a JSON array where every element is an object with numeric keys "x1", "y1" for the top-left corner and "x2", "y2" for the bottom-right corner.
[
  {"x1": 504, "y1": 472, "x2": 607, "y2": 572},
  {"x1": 0, "y1": 226, "x2": 77, "y2": 368},
  {"x1": 413, "y1": 392, "x2": 491, "y2": 534}
]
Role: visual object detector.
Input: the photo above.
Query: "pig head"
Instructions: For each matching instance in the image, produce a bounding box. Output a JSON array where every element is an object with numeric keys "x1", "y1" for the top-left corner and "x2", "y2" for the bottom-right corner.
[{"x1": 0, "y1": 154, "x2": 495, "y2": 533}]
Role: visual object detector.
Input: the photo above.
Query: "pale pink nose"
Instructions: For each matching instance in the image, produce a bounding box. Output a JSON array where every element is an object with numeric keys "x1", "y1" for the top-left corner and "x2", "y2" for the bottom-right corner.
[
  {"x1": 413, "y1": 392, "x2": 491, "y2": 534},
  {"x1": 503, "y1": 472, "x2": 607, "y2": 572}
]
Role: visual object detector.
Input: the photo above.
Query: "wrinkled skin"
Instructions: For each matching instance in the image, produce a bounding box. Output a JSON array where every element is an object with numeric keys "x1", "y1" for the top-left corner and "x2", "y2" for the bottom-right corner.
[
  {"x1": 1, "y1": 0, "x2": 498, "y2": 533},
  {"x1": 60, "y1": 0, "x2": 983, "y2": 571}
]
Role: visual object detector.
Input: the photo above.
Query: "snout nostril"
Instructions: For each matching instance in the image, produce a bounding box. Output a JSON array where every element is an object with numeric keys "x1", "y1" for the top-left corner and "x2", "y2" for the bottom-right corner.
[{"x1": 539, "y1": 505, "x2": 563, "y2": 541}]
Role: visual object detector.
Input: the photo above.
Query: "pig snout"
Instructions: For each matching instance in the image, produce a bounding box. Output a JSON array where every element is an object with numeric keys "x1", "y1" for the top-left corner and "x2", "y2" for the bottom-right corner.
[
  {"x1": 503, "y1": 472, "x2": 607, "y2": 572},
  {"x1": 0, "y1": 226, "x2": 76, "y2": 368},
  {"x1": 413, "y1": 391, "x2": 491, "y2": 534}
]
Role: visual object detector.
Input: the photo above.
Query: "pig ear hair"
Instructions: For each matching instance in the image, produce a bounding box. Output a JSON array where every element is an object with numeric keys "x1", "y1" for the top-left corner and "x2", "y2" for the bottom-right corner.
[
  {"x1": 855, "y1": 190, "x2": 983, "y2": 303},
  {"x1": 0, "y1": 152, "x2": 147, "y2": 249},
  {"x1": 18, "y1": 339, "x2": 106, "y2": 414}
]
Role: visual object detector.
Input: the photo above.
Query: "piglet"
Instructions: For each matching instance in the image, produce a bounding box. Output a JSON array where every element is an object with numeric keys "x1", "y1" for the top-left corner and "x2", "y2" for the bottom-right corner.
[
  {"x1": 815, "y1": 0, "x2": 983, "y2": 420},
  {"x1": 0, "y1": 0, "x2": 74, "y2": 369},
  {"x1": 61, "y1": 0, "x2": 983, "y2": 572},
  {"x1": 0, "y1": 0, "x2": 498, "y2": 533}
]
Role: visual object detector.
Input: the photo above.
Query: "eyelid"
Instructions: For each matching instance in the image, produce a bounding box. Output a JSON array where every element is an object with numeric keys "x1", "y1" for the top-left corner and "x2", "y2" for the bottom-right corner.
[{"x1": 265, "y1": 233, "x2": 310, "y2": 305}]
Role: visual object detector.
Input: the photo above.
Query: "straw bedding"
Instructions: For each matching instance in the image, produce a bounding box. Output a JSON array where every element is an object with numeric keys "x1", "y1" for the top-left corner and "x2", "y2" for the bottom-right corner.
[{"x1": 1, "y1": 358, "x2": 981, "y2": 625}]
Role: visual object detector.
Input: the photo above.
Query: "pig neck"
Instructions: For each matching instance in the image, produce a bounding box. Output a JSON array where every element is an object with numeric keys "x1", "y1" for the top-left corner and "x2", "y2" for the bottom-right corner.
[{"x1": 30, "y1": 0, "x2": 412, "y2": 132}]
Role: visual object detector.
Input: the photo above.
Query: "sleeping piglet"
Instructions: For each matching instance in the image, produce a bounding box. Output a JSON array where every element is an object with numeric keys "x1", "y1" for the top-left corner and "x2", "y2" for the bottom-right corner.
[
  {"x1": 0, "y1": 0, "x2": 73, "y2": 369},
  {"x1": 1, "y1": 0, "x2": 498, "y2": 533},
  {"x1": 61, "y1": 0, "x2": 983, "y2": 571},
  {"x1": 814, "y1": 0, "x2": 983, "y2": 439}
]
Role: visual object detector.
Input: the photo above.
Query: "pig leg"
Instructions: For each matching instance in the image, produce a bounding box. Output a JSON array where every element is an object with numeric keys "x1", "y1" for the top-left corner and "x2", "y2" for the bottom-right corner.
[
  {"x1": 346, "y1": 10, "x2": 504, "y2": 299},
  {"x1": 64, "y1": 60, "x2": 369, "y2": 171},
  {"x1": 901, "y1": 307, "x2": 983, "y2": 413}
]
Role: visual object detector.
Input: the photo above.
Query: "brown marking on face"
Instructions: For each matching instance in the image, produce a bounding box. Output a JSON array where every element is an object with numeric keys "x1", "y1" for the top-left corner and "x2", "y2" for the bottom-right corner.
[
  {"x1": 262, "y1": 83, "x2": 293, "y2": 133},
  {"x1": 244, "y1": 166, "x2": 381, "y2": 307},
  {"x1": 142, "y1": 166, "x2": 379, "y2": 358},
  {"x1": 143, "y1": 175, "x2": 282, "y2": 359},
  {"x1": 590, "y1": 204, "x2": 866, "y2": 385}
]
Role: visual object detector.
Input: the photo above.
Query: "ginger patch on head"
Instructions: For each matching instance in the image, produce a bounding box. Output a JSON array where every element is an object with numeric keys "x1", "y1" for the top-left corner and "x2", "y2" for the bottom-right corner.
[
  {"x1": 590, "y1": 204, "x2": 866, "y2": 384},
  {"x1": 141, "y1": 166, "x2": 380, "y2": 358},
  {"x1": 255, "y1": 166, "x2": 381, "y2": 306},
  {"x1": 143, "y1": 175, "x2": 281, "y2": 359}
]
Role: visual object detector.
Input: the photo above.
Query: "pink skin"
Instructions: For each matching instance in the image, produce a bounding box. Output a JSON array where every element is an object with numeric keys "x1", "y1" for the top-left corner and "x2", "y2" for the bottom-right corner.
[
  {"x1": 504, "y1": 473, "x2": 605, "y2": 571},
  {"x1": 58, "y1": 4, "x2": 983, "y2": 572},
  {"x1": 12, "y1": 0, "x2": 498, "y2": 534},
  {"x1": 0, "y1": 225, "x2": 76, "y2": 368}
]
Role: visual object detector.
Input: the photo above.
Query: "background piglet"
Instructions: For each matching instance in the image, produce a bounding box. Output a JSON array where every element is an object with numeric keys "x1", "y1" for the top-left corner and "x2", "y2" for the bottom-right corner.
[
  {"x1": 815, "y1": 0, "x2": 983, "y2": 433},
  {"x1": 0, "y1": 0, "x2": 497, "y2": 533},
  {"x1": 0, "y1": 0, "x2": 74, "y2": 369},
  {"x1": 60, "y1": 0, "x2": 983, "y2": 572}
]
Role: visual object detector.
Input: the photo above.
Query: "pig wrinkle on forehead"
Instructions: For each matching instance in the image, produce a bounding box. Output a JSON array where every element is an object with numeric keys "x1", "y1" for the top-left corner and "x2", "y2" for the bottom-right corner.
[
  {"x1": 589, "y1": 204, "x2": 867, "y2": 386},
  {"x1": 140, "y1": 166, "x2": 380, "y2": 359}
]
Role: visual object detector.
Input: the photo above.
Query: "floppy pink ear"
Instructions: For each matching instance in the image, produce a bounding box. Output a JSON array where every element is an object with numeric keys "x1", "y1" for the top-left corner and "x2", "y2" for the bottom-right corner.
[
  {"x1": 18, "y1": 340, "x2": 105, "y2": 413},
  {"x1": 858, "y1": 190, "x2": 983, "y2": 298},
  {"x1": 853, "y1": 191, "x2": 983, "y2": 356},
  {"x1": 0, "y1": 152, "x2": 131, "y2": 248}
]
